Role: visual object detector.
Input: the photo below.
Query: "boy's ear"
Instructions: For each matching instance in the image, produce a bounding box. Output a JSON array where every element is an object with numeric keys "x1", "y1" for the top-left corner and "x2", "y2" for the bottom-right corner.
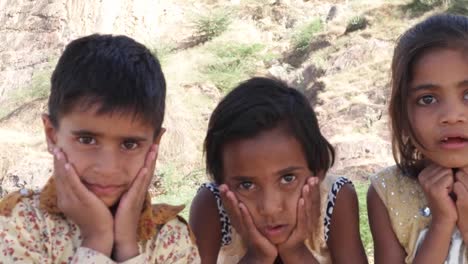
[
  {"x1": 153, "y1": 127, "x2": 166, "y2": 145},
  {"x1": 42, "y1": 114, "x2": 57, "y2": 154}
]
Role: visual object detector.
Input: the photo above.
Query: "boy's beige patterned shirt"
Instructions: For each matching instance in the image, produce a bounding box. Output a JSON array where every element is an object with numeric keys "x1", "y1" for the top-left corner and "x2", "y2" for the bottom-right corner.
[{"x1": 0, "y1": 178, "x2": 200, "y2": 264}]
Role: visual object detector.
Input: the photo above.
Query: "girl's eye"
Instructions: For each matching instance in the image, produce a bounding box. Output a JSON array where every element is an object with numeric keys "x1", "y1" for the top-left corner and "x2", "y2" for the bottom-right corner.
[
  {"x1": 417, "y1": 95, "x2": 437, "y2": 105},
  {"x1": 464, "y1": 92, "x2": 468, "y2": 100},
  {"x1": 281, "y1": 174, "x2": 296, "y2": 184},
  {"x1": 78, "y1": 136, "x2": 96, "y2": 145},
  {"x1": 239, "y1": 181, "x2": 254, "y2": 190},
  {"x1": 122, "y1": 140, "x2": 138, "y2": 150}
]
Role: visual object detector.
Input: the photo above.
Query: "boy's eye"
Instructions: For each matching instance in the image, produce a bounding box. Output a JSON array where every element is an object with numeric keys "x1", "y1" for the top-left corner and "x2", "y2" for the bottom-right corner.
[
  {"x1": 239, "y1": 181, "x2": 254, "y2": 190},
  {"x1": 122, "y1": 140, "x2": 138, "y2": 150},
  {"x1": 78, "y1": 136, "x2": 96, "y2": 145},
  {"x1": 281, "y1": 174, "x2": 296, "y2": 184},
  {"x1": 417, "y1": 95, "x2": 437, "y2": 105}
]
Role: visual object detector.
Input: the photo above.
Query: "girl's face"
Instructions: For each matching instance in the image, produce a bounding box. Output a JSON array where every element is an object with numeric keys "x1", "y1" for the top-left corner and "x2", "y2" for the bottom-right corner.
[
  {"x1": 408, "y1": 48, "x2": 468, "y2": 169},
  {"x1": 221, "y1": 126, "x2": 316, "y2": 245}
]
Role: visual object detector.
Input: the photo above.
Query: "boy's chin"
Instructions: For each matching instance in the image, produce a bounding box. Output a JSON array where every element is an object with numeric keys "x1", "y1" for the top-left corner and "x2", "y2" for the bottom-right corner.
[{"x1": 99, "y1": 195, "x2": 121, "y2": 208}]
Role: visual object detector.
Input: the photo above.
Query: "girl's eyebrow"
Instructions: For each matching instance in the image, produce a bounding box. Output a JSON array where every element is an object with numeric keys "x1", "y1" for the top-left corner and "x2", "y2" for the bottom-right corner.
[
  {"x1": 411, "y1": 80, "x2": 468, "y2": 92},
  {"x1": 276, "y1": 166, "x2": 303, "y2": 175},
  {"x1": 230, "y1": 175, "x2": 254, "y2": 182},
  {"x1": 410, "y1": 83, "x2": 438, "y2": 92}
]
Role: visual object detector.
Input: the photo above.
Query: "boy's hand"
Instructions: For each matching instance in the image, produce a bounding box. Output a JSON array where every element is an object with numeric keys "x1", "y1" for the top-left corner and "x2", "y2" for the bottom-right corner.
[
  {"x1": 53, "y1": 148, "x2": 114, "y2": 256},
  {"x1": 277, "y1": 177, "x2": 320, "y2": 264},
  {"x1": 418, "y1": 164, "x2": 457, "y2": 228},
  {"x1": 454, "y1": 168, "x2": 468, "y2": 242},
  {"x1": 113, "y1": 144, "x2": 158, "y2": 262},
  {"x1": 219, "y1": 185, "x2": 278, "y2": 264}
]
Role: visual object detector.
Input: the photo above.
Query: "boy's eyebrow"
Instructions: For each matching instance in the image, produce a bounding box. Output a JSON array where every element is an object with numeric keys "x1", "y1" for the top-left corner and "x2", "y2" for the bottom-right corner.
[{"x1": 71, "y1": 130, "x2": 148, "y2": 141}]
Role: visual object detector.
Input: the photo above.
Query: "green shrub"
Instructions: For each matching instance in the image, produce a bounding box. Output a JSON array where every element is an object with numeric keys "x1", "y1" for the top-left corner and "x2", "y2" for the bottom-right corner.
[
  {"x1": 203, "y1": 43, "x2": 272, "y2": 92},
  {"x1": 446, "y1": 0, "x2": 468, "y2": 15},
  {"x1": 194, "y1": 11, "x2": 231, "y2": 43},
  {"x1": 345, "y1": 16, "x2": 368, "y2": 34},
  {"x1": 402, "y1": 0, "x2": 444, "y2": 17},
  {"x1": 354, "y1": 181, "x2": 373, "y2": 254},
  {"x1": 291, "y1": 18, "x2": 323, "y2": 51}
]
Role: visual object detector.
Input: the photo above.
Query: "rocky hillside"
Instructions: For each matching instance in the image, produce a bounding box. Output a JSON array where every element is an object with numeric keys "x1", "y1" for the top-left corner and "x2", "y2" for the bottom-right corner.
[{"x1": 0, "y1": 0, "x2": 464, "y2": 198}]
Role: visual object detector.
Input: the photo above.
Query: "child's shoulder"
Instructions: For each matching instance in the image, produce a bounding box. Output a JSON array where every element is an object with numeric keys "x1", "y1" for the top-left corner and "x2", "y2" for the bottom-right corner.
[
  {"x1": 151, "y1": 203, "x2": 195, "y2": 242},
  {"x1": 0, "y1": 190, "x2": 44, "y2": 220},
  {"x1": 369, "y1": 165, "x2": 420, "y2": 197}
]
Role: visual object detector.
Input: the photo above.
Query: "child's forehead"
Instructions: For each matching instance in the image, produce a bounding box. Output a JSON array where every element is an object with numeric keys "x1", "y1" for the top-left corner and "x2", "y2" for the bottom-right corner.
[{"x1": 59, "y1": 102, "x2": 153, "y2": 130}]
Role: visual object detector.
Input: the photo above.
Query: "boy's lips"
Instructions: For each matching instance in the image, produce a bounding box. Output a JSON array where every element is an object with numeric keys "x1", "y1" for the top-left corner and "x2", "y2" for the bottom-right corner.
[{"x1": 83, "y1": 181, "x2": 125, "y2": 196}]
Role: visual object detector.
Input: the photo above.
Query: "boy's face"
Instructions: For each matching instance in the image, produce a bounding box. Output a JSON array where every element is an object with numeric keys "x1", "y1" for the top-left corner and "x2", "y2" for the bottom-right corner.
[
  {"x1": 43, "y1": 104, "x2": 163, "y2": 207},
  {"x1": 222, "y1": 126, "x2": 315, "y2": 245}
]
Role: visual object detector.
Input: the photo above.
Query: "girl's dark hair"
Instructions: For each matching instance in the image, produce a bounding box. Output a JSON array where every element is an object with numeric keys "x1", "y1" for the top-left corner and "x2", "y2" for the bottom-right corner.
[
  {"x1": 390, "y1": 14, "x2": 468, "y2": 177},
  {"x1": 204, "y1": 77, "x2": 334, "y2": 184},
  {"x1": 49, "y1": 34, "x2": 166, "y2": 136}
]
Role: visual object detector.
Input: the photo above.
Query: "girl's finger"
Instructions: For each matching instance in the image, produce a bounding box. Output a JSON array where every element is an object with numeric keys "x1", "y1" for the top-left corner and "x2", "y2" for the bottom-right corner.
[
  {"x1": 239, "y1": 202, "x2": 261, "y2": 238},
  {"x1": 220, "y1": 185, "x2": 244, "y2": 232},
  {"x1": 455, "y1": 171, "x2": 468, "y2": 189}
]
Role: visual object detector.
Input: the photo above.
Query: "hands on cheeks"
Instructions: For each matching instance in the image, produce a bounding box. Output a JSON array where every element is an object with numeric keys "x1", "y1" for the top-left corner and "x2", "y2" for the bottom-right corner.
[
  {"x1": 113, "y1": 144, "x2": 159, "y2": 261},
  {"x1": 53, "y1": 148, "x2": 114, "y2": 256},
  {"x1": 52, "y1": 145, "x2": 159, "y2": 260},
  {"x1": 454, "y1": 168, "x2": 468, "y2": 242},
  {"x1": 219, "y1": 177, "x2": 321, "y2": 264},
  {"x1": 219, "y1": 184, "x2": 278, "y2": 264},
  {"x1": 277, "y1": 177, "x2": 320, "y2": 263}
]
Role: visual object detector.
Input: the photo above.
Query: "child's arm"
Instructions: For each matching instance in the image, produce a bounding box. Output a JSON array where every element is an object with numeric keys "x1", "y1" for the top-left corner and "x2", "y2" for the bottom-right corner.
[
  {"x1": 367, "y1": 185, "x2": 406, "y2": 263},
  {"x1": 454, "y1": 169, "x2": 468, "y2": 243},
  {"x1": 327, "y1": 183, "x2": 367, "y2": 263},
  {"x1": 189, "y1": 187, "x2": 223, "y2": 264},
  {"x1": 412, "y1": 165, "x2": 457, "y2": 263}
]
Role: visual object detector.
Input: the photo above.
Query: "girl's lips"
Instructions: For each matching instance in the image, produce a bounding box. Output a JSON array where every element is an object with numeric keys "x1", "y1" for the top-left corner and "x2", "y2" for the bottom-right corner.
[
  {"x1": 263, "y1": 224, "x2": 288, "y2": 238},
  {"x1": 440, "y1": 137, "x2": 468, "y2": 150}
]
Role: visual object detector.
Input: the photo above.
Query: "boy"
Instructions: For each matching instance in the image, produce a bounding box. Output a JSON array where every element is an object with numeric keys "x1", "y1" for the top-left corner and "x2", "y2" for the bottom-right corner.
[{"x1": 0, "y1": 34, "x2": 200, "y2": 263}]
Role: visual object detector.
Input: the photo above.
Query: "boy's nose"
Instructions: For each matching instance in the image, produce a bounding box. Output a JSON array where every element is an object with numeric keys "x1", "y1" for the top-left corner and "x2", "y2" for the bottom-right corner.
[{"x1": 94, "y1": 150, "x2": 122, "y2": 175}]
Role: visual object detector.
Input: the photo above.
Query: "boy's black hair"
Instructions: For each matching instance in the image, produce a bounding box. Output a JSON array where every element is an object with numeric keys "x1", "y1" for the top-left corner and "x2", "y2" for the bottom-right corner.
[
  {"x1": 204, "y1": 77, "x2": 335, "y2": 184},
  {"x1": 48, "y1": 34, "x2": 166, "y2": 135}
]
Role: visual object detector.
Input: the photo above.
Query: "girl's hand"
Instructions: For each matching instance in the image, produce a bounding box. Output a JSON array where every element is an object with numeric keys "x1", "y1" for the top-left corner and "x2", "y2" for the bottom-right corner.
[
  {"x1": 454, "y1": 168, "x2": 468, "y2": 242},
  {"x1": 53, "y1": 148, "x2": 114, "y2": 256},
  {"x1": 113, "y1": 144, "x2": 158, "y2": 262},
  {"x1": 277, "y1": 177, "x2": 320, "y2": 264},
  {"x1": 219, "y1": 185, "x2": 278, "y2": 264},
  {"x1": 418, "y1": 164, "x2": 457, "y2": 227}
]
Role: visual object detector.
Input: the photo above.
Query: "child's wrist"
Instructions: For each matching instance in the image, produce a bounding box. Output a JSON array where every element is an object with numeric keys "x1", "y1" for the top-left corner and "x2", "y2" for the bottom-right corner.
[
  {"x1": 81, "y1": 233, "x2": 114, "y2": 257},
  {"x1": 113, "y1": 241, "x2": 140, "y2": 262},
  {"x1": 240, "y1": 250, "x2": 276, "y2": 264},
  {"x1": 278, "y1": 243, "x2": 315, "y2": 264}
]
